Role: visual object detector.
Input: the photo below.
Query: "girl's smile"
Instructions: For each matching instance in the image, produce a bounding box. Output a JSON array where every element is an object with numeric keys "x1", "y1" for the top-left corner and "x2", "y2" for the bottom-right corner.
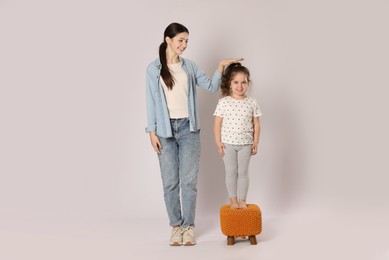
[{"x1": 230, "y1": 72, "x2": 249, "y2": 99}]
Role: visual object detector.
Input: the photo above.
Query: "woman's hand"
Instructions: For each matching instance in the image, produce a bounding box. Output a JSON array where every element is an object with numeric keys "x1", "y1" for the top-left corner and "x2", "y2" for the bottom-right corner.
[
  {"x1": 149, "y1": 132, "x2": 162, "y2": 154},
  {"x1": 217, "y1": 58, "x2": 244, "y2": 72},
  {"x1": 215, "y1": 141, "x2": 225, "y2": 157}
]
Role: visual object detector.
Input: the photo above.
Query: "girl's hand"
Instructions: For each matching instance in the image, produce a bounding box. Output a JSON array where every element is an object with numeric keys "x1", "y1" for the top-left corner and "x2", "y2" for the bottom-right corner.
[
  {"x1": 251, "y1": 143, "x2": 258, "y2": 155},
  {"x1": 217, "y1": 58, "x2": 244, "y2": 72},
  {"x1": 216, "y1": 142, "x2": 225, "y2": 157},
  {"x1": 149, "y1": 132, "x2": 162, "y2": 154}
]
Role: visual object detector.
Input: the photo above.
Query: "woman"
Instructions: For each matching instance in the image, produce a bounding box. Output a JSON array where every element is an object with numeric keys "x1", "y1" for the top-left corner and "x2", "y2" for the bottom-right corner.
[{"x1": 145, "y1": 22, "x2": 242, "y2": 246}]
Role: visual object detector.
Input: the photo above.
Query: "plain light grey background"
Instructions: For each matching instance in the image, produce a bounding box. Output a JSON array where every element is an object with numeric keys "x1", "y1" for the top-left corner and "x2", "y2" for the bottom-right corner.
[{"x1": 1, "y1": 0, "x2": 388, "y2": 259}]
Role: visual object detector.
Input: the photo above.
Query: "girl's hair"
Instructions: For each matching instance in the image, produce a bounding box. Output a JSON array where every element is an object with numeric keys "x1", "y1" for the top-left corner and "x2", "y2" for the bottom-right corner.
[
  {"x1": 159, "y1": 22, "x2": 189, "y2": 90},
  {"x1": 220, "y1": 62, "x2": 251, "y2": 97}
]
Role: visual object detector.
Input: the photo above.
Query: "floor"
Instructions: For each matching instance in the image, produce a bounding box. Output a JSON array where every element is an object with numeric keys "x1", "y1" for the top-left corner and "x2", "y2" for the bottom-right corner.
[{"x1": 1, "y1": 205, "x2": 388, "y2": 260}]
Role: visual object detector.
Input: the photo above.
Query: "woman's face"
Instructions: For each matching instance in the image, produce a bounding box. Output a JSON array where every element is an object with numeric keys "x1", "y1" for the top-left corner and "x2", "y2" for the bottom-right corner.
[{"x1": 166, "y1": 32, "x2": 189, "y2": 56}]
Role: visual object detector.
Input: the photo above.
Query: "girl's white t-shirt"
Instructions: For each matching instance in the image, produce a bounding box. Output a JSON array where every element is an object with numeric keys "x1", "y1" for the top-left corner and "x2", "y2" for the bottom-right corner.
[
  {"x1": 160, "y1": 62, "x2": 189, "y2": 119},
  {"x1": 214, "y1": 96, "x2": 262, "y2": 145}
]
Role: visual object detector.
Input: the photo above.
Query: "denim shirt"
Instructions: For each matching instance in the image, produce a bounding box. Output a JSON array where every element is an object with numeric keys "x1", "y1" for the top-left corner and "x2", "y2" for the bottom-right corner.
[{"x1": 145, "y1": 57, "x2": 221, "y2": 138}]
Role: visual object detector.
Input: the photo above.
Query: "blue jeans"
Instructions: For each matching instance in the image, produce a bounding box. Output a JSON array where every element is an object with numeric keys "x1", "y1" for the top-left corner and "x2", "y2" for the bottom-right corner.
[{"x1": 157, "y1": 118, "x2": 200, "y2": 228}]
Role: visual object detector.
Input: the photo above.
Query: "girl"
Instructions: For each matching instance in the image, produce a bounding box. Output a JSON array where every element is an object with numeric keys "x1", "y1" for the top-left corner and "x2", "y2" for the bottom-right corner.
[
  {"x1": 213, "y1": 63, "x2": 262, "y2": 209},
  {"x1": 145, "y1": 22, "x2": 242, "y2": 246}
]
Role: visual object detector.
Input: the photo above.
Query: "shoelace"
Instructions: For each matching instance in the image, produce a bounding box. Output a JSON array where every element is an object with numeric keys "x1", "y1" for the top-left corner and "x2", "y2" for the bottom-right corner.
[
  {"x1": 181, "y1": 226, "x2": 193, "y2": 234},
  {"x1": 172, "y1": 227, "x2": 182, "y2": 235}
]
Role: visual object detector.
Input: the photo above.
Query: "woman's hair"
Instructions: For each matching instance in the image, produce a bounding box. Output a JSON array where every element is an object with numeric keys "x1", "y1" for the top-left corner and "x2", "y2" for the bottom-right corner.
[
  {"x1": 220, "y1": 62, "x2": 251, "y2": 97},
  {"x1": 159, "y1": 22, "x2": 189, "y2": 90}
]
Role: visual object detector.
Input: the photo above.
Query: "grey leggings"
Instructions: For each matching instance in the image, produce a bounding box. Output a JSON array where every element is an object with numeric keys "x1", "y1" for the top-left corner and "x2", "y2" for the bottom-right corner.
[{"x1": 222, "y1": 144, "x2": 252, "y2": 200}]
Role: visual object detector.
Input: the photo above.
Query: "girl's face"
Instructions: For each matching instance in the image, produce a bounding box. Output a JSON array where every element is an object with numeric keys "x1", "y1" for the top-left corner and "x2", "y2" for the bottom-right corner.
[
  {"x1": 230, "y1": 72, "x2": 249, "y2": 99},
  {"x1": 166, "y1": 32, "x2": 189, "y2": 56}
]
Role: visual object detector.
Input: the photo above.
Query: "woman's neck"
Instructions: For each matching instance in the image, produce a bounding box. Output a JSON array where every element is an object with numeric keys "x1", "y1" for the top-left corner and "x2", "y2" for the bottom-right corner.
[{"x1": 166, "y1": 50, "x2": 180, "y2": 64}]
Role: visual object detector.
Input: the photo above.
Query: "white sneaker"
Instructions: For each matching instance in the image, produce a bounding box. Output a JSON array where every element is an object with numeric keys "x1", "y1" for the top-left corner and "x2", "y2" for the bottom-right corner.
[
  {"x1": 182, "y1": 226, "x2": 196, "y2": 246},
  {"x1": 169, "y1": 226, "x2": 182, "y2": 246}
]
